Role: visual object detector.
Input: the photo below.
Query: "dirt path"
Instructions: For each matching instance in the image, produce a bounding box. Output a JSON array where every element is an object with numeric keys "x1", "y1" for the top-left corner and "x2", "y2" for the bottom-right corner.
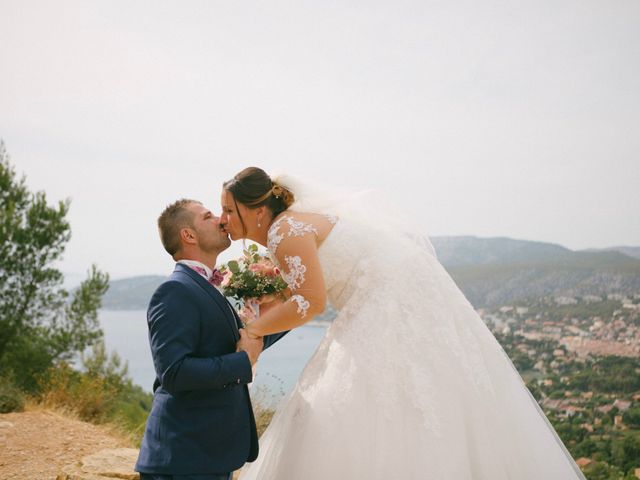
[{"x1": 0, "y1": 407, "x2": 131, "y2": 480}]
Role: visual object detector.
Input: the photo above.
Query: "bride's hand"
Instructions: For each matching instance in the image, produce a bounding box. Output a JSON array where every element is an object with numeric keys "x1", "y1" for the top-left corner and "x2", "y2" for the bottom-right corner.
[
  {"x1": 238, "y1": 304, "x2": 257, "y2": 325},
  {"x1": 254, "y1": 294, "x2": 283, "y2": 316},
  {"x1": 242, "y1": 321, "x2": 261, "y2": 340}
]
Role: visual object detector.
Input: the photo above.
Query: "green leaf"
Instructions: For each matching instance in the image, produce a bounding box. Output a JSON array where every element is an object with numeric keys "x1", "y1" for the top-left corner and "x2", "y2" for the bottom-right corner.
[{"x1": 227, "y1": 260, "x2": 240, "y2": 274}]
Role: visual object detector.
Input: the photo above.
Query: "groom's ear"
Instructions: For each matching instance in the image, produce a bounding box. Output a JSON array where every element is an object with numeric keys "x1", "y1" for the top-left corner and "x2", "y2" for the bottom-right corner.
[{"x1": 179, "y1": 227, "x2": 197, "y2": 246}]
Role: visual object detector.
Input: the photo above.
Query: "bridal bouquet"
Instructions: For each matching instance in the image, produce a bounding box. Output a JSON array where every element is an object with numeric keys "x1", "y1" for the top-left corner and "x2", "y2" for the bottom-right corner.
[{"x1": 219, "y1": 244, "x2": 287, "y2": 307}]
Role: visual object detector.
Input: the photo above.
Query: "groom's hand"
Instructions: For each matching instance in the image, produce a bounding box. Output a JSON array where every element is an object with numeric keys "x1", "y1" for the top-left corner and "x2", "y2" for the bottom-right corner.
[{"x1": 237, "y1": 328, "x2": 264, "y2": 366}]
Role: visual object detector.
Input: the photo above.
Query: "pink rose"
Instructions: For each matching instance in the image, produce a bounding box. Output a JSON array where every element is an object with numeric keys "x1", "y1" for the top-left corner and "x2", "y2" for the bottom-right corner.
[
  {"x1": 249, "y1": 263, "x2": 267, "y2": 274},
  {"x1": 250, "y1": 259, "x2": 278, "y2": 276}
]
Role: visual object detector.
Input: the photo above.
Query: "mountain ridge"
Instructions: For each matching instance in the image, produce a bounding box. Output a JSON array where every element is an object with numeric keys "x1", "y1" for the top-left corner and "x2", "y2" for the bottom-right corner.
[
  {"x1": 430, "y1": 236, "x2": 640, "y2": 307},
  {"x1": 97, "y1": 237, "x2": 640, "y2": 310},
  {"x1": 101, "y1": 275, "x2": 166, "y2": 310},
  {"x1": 581, "y1": 245, "x2": 640, "y2": 260}
]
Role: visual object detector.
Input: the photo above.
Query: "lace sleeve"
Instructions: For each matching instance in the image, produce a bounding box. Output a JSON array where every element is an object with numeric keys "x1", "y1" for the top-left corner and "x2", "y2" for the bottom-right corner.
[
  {"x1": 273, "y1": 216, "x2": 326, "y2": 319},
  {"x1": 267, "y1": 215, "x2": 318, "y2": 258}
]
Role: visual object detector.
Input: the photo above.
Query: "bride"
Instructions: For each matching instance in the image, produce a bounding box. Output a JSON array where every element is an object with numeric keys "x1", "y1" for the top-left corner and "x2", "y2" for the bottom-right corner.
[{"x1": 219, "y1": 167, "x2": 586, "y2": 479}]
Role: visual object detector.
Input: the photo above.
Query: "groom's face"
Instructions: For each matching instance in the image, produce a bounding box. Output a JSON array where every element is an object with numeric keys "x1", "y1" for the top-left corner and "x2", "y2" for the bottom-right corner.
[{"x1": 188, "y1": 203, "x2": 231, "y2": 253}]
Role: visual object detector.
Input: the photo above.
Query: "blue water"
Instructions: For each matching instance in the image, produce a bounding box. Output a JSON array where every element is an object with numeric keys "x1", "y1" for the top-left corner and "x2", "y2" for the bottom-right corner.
[{"x1": 99, "y1": 310, "x2": 327, "y2": 403}]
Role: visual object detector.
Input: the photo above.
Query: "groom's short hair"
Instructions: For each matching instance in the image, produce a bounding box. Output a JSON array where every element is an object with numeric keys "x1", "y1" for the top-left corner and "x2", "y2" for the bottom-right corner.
[{"x1": 158, "y1": 199, "x2": 201, "y2": 256}]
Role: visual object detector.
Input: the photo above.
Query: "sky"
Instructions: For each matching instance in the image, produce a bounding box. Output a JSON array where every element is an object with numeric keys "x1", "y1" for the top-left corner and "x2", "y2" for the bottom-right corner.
[{"x1": 1, "y1": 0, "x2": 639, "y2": 281}]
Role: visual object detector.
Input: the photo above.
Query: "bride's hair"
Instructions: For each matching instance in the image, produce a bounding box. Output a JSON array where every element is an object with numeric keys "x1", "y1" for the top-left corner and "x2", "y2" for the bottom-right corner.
[{"x1": 223, "y1": 167, "x2": 295, "y2": 230}]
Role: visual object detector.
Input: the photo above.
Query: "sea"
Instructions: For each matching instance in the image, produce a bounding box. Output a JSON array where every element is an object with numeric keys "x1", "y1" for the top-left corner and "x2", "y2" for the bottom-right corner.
[{"x1": 98, "y1": 310, "x2": 328, "y2": 405}]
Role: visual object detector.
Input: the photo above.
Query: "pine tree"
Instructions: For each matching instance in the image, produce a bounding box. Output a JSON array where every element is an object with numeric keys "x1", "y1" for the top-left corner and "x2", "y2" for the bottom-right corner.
[{"x1": 0, "y1": 141, "x2": 109, "y2": 391}]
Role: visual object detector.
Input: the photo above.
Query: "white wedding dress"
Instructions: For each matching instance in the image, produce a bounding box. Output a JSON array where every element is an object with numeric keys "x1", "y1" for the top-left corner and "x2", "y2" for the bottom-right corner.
[{"x1": 240, "y1": 177, "x2": 586, "y2": 480}]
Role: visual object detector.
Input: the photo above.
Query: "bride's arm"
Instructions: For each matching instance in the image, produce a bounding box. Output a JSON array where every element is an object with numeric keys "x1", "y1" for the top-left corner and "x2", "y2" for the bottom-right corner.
[{"x1": 245, "y1": 232, "x2": 327, "y2": 337}]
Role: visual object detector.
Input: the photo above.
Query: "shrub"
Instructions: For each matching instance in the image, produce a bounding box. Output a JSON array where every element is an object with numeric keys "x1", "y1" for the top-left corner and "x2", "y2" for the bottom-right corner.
[
  {"x1": 38, "y1": 361, "x2": 119, "y2": 422},
  {"x1": 35, "y1": 342, "x2": 153, "y2": 444},
  {"x1": 0, "y1": 377, "x2": 25, "y2": 413}
]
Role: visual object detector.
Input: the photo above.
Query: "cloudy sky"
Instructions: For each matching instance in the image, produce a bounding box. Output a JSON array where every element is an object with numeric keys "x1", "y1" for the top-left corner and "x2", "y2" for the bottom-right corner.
[{"x1": 1, "y1": 0, "x2": 639, "y2": 280}]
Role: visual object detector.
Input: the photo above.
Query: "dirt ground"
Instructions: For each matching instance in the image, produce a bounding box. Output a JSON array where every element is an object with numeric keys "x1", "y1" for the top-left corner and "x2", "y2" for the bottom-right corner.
[{"x1": 0, "y1": 406, "x2": 130, "y2": 480}]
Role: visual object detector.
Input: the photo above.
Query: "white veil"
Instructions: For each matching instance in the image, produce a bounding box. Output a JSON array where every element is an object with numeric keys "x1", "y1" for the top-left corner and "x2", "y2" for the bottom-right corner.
[{"x1": 270, "y1": 172, "x2": 438, "y2": 259}]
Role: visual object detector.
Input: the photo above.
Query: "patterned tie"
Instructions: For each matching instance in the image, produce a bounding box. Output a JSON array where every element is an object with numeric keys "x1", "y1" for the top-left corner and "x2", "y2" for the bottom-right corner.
[{"x1": 188, "y1": 265, "x2": 224, "y2": 287}]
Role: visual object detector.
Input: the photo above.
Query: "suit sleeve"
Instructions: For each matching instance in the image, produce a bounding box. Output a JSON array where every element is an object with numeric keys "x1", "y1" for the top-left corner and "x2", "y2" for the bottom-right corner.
[{"x1": 147, "y1": 281, "x2": 253, "y2": 393}]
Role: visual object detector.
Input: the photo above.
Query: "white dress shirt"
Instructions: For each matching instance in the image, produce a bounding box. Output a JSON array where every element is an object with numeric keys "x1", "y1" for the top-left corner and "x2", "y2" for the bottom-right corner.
[{"x1": 177, "y1": 259, "x2": 214, "y2": 280}]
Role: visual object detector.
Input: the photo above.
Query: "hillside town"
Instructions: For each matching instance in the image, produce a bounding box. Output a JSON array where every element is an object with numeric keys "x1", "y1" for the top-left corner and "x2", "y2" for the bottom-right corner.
[{"x1": 480, "y1": 293, "x2": 640, "y2": 479}]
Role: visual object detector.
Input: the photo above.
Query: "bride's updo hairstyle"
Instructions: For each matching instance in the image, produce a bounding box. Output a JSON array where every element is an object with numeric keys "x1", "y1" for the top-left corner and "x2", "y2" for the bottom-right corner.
[{"x1": 223, "y1": 167, "x2": 295, "y2": 233}]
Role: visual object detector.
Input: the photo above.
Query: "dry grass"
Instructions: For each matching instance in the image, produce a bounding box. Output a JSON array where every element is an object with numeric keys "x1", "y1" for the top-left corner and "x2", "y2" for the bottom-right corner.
[
  {"x1": 24, "y1": 398, "x2": 136, "y2": 446},
  {"x1": 38, "y1": 363, "x2": 119, "y2": 423}
]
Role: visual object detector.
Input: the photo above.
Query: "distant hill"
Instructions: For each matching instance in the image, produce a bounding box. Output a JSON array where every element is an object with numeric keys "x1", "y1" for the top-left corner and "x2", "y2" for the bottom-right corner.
[
  {"x1": 99, "y1": 238, "x2": 640, "y2": 310},
  {"x1": 582, "y1": 246, "x2": 640, "y2": 260},
  {"x1": 101, "y1": 275, "x2": 165, "y2": 310},
  {"x1": 430, "y1": 236, "x2": 640, "y2": 308},
  {"x1": 430, "y1": 236, "x2": 572, "y2": 267}
]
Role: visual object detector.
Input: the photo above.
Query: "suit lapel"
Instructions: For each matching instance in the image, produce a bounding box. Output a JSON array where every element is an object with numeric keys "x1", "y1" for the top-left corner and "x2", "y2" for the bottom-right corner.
[{"x1": 175, "y1": 263, "x2": 240, "y2": 341}]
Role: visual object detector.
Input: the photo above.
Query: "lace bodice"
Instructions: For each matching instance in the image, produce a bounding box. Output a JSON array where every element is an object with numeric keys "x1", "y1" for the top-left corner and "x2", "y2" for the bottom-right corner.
[{"x1": 315, "y1": 217, "x2": 367, "y2": 310}]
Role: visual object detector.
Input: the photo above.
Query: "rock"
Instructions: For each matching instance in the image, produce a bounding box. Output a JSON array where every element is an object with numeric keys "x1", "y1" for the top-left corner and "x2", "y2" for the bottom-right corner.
[
  {"x1": 57, "y1": 448, "x2": 139, "y2": 480},
  {"x1": 0, "y1": 421, "x2": 14, "y2": 429}
]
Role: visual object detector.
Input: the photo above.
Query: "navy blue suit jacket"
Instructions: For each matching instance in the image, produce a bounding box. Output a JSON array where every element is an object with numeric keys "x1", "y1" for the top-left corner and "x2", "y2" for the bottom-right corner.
[{"x1": 135, "y1": 263, "x2": 286, "y2": 475}]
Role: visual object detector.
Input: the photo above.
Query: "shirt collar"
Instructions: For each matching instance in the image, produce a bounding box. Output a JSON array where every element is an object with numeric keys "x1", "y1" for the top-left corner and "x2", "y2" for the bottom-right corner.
[{"x1": 177, "y1": 259, "x2": 214, "y2": 280}]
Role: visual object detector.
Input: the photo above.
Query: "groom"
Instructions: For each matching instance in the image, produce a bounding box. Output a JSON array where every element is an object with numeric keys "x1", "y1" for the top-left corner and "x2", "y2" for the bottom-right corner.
[{"x1": 135, "y1": 199, "x2": 286, "y2": 480}]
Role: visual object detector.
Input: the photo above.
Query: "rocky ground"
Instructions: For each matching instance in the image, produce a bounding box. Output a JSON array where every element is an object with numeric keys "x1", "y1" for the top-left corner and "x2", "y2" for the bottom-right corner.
[{"x1": 0, "y1": 406, "x2": 136, "y2": 480}]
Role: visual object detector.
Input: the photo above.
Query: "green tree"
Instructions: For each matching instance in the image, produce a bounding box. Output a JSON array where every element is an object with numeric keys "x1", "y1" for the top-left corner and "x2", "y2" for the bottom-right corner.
[
  {"x1": 0, "y1": 141, "x2": 109, "y2": 392},
  {"x1": 574, "y1": 437, "x2": 597, "y2": 458},
  {"x1": 583, "y1": 461, "x2": 625, "y2": 480},
  {"x1": 622, "y1": 408, "x2": 640, "y2": 428},
  {"x1": 618, "y1": 435, "x2": 640, "y2": 473}
]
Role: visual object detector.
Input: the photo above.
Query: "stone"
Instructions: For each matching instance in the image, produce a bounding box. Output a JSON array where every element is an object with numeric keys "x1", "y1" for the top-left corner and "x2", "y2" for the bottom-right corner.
[{"x1": 57, "y1": 448, "x2": 139, "y2": 480}]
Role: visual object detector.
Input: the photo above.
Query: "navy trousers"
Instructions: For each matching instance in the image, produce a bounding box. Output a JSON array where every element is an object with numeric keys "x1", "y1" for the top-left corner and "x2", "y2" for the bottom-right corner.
[{"x1": 139, "y1": 474, "x2": 232, "y2": 480}]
